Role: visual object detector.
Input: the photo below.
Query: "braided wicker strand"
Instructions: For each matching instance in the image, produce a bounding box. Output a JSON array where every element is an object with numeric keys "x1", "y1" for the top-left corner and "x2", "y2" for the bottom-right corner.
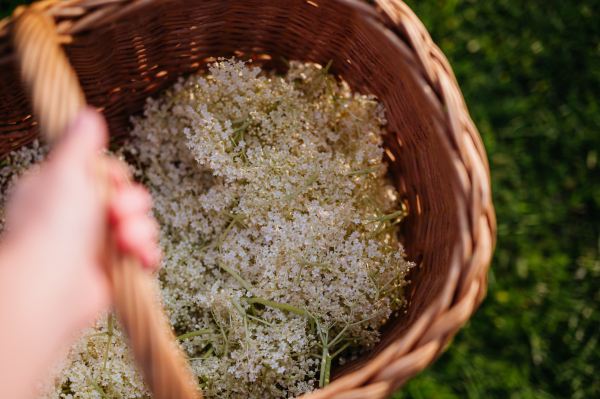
[
  {"x1": 12, "y1": 11, "x2": 201, "y2": 399},
  {"x1": 13, "y1": 11, "x2": 84, "y2": 143}
]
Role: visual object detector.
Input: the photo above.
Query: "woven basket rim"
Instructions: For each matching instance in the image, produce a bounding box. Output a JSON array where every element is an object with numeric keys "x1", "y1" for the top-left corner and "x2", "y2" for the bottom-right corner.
[{"x1": 0, "y1": 1, "x2": 496, "y2": 397}]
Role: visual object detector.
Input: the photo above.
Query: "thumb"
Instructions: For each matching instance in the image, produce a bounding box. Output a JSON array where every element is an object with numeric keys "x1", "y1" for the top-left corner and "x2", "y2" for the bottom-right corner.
[{"x1": 52, "y1": 107, "x2": 108, "y2": 169}]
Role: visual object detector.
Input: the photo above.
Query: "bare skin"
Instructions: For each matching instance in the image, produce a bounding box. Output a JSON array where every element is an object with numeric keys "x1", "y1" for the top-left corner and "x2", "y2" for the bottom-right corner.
[{"x1": 0, "y1": 109, "x2": 160, "y2": 399}]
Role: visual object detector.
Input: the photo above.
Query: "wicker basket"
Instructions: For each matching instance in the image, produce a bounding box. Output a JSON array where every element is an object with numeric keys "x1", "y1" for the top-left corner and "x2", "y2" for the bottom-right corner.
[{"x1": 0, "y1": 0, "x2": 496, "y2": 398}]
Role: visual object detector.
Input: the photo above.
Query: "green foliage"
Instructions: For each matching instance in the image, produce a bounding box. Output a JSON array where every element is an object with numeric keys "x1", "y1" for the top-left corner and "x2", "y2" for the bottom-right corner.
[
  {"x1": 0, "y1": 0, "x2": 598, "y2": 397},
  {"x1": 0, "y1": 0, "x2": 31, "y2": 18},
  {"x1": 393, "y1": 0, "x2": 600, "y2": 398}
]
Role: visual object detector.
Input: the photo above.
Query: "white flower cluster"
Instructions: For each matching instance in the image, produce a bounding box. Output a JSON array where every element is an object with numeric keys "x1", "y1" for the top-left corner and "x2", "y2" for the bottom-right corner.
[
  {"x1": 124, "y1": 59, "x2": 413, "y2": 398},
  {"x1": 47, "y1": 312, "x2": 150, "y2": 399},
  {"x1": 1, "y1": 60, "x2": 414, "y2": 399}
]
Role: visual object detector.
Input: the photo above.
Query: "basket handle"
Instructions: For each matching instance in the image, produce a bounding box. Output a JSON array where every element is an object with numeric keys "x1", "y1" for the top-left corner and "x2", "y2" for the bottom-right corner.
[
  {"x1": 13, "y1": 9, "x2": 85, "y2": 143},
  {"x1": 12, "y1": 11, "x2": 200, "y2": 399}
]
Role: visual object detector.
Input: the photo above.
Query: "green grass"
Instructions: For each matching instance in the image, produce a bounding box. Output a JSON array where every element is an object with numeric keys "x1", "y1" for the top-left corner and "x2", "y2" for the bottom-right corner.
[
  {"x1": 2, "y1": 0, "x2": 599, "y2": 398},
  {"x1": 0, "y1": 0, "x2": 29, "y2": 18},
  {"x1": 393, "y1": 1, "x2": 600, "y2": 398}
]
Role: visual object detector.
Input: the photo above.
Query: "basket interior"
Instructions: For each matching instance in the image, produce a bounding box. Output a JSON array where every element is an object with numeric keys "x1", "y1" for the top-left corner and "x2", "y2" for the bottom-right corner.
[{"x1": 0, "y1": 0, "x2": 459, "y2": 378}]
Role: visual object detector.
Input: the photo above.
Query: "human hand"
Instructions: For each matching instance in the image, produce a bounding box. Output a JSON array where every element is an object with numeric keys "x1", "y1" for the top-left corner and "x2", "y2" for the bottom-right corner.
[
  {"x1": 3, "y1": 107, "x2": 160, "y2": 331},
  {"x1": 0, "y1": 108, "x2": 162, "y2": 398}
]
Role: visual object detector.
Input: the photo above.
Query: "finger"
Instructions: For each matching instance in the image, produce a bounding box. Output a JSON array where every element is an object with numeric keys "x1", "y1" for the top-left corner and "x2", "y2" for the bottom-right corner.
[
  {"x1": 4, "y1": 171, "x2": 44, "y2": 230},
  {"x1": 138, "y1": 242, "x2": 162, "y2": 272},
  {"x1": 105, "y1": 158, "x2": 132, "y2": 191},
  {"x1": 109, "y1": 185, "x2": 152, "y2": 224},
  {"x1": 52, "y1": 107, "x2": 108, "y2": 170},
  {"x1": 116, "y1": 216, "x2": 160, "y2": 270}
]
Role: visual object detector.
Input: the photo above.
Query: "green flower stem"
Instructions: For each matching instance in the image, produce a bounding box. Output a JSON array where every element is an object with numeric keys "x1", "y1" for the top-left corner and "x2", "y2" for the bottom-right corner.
[
  {"x1": 330, "y1": 342, "x2": 351, "y2": 358},
  {"x1": 368, "y1": 274, "x2": 382, "y2": 302},
  {"x1": 319, "y1": 346, "x2": 330, "y2": 387},
  {"x1": 203, "y1": 345, "x2": 215, "y2": 359},
  {"x1": 213, "y1": 114, "x2": 249, "y2": 125},
  {"x1": 336, "y1": 97, "x2": 378, "y2": 104},
  {"x1": 247, "y1": 314, "x2": 275, "y2": 327},
  {"x1": 245, "y1": 298, "x2": 308, "y2": 318},
  {"x1": 84, "y1": 332, "x2": 109, "y2": 339},
  {"x1": 336, "y1": 99, "x2": 362, "y2": 121},
  {"x1": 104, "y1": 370, "x2": 124, "y2": 399},
  {"x1": 288, "y1": 250, "x2": 344, "y2": 276},
  {"x1": 345, "y1": 166, "x2": 381, "y2": 176},
  {"x1": 243, "y1": 313, "x2": 250, "y2": 359},
  {"x1": 219, "y1": 322, "x2": 230, "y2": 358},
  {"x1": 188, "y1": 346, "x2": 215, "y2": 361},
  {"x1": 364, "y1": 195, "x2": 382, "y2": 216},
  {"x1": 88, "y1": 378, "x2": 110, "y2": 399},
  {"x1": 306, "y1": 59, "x2": 332, "y2": 97},
  {"x1": 230, "y1": 299, "x2": 251, "y2": 359},
  {"x1": 231, "y1": 298, "x2": 246, "y2": 316},
  {"x1": 360, "y1": 210, "x2": 405, "y2": 221},
  {"x1": 217, "y1": 213, "x2": 248, "y2": 249},
  {"x1": 328, "y1": 324, "x2": 350, "y2": 349},
  {"x1": 266, "y1": 172, "x2": 320, "y2": 204},
  {"x1": 233, "y1": 119, "x2": 251, "y2": 134},
  {"x1": 103, "y1": 313, "x2": 115, "y2": 372},
  {"x1": 324, "y1": 352, "x2": 333, "y2": 386},
  {"x1": 232, "y1": 115, "x2": 250, "y2": 124},
  {"x1": 289, "y1": 252, "x2": 330, "y2": 269},
  {"x1": 177, "y1": 329, "x2": 213, "y2": 341},
  {"x1": 361, "y1": 210, "x2": 405, "y2": 237},
  {"x1": 220, "y1": 263, "x2": 253, "y2": 291}
]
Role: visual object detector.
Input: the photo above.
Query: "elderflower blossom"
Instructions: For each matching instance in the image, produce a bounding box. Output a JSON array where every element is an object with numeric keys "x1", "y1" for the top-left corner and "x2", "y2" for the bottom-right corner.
[
  {"x1": 0, "y1": 59, "x2": 413, "y2": 399},
  {"x1": 123, "y1": 59, "x2": 414, "y2": 398},
  {"x1": 47, "y1": 312, "x2": 150, "y2": 399}
]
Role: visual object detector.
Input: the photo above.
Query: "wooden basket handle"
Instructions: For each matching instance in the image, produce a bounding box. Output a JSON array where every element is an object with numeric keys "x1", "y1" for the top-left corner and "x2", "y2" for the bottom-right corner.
[
  {"x1": 12, "y1": 10, "x2": 200, "y2": 399},
  {"x1": 13, "y1": 9, "x2": 85, "y2": 143}
]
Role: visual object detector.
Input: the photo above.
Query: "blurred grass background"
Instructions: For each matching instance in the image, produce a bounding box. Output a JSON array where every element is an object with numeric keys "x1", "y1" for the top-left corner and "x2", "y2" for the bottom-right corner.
[
  {"x1": 1, "y1": 0, "x2": 599, "y2": 398},
  {"x1": 394, "y1": 1, "x2": 600, "y2": 398}
]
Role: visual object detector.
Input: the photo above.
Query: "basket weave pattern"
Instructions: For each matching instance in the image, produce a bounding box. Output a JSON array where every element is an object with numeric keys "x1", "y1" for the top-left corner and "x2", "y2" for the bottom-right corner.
[{"x1": 0, "y1": 1, "x2": 496, "y2": 398}]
